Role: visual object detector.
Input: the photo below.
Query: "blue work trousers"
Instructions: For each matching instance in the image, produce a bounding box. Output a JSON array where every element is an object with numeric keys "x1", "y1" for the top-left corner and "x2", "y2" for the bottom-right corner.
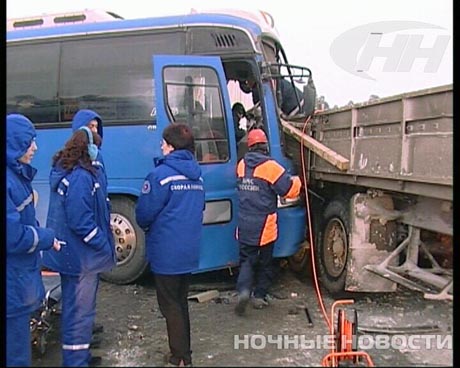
[
  {"x1": 60, "y1": 273, "x2": 99, "y2": 367},
  {"x1": 236, "y1": 242, "x2": 274, "y2": 298},
  {"x1": 6, "y1": 313, "x2": 31, "y2": 366}
]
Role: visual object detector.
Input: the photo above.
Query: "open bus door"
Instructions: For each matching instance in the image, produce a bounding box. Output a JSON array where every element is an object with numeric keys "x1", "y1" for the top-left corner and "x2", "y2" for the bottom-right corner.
[{"x1": 152, "y1": 55, "x2": 240, "y2": 272}]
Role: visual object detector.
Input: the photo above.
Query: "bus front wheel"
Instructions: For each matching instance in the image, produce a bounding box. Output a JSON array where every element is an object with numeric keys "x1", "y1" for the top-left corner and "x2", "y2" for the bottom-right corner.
[{"x1": 101, "y1": 196, "x2": 149, "y2": 284}]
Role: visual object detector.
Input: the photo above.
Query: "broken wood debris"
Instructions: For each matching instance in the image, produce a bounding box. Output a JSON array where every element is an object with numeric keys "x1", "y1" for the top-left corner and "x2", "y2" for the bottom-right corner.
[{"x1": 188, "y1": 289, "x2": 220, "y2": 303}]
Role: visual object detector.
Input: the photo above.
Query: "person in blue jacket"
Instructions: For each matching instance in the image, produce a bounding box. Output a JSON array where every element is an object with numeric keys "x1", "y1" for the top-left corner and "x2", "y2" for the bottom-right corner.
[
  {"x1": 135, "y1": 123, "x2": 205, "y2": 367},
  {"x1": 239, "y1": 76, "x2": 304, "y2": 118},
  {"x1": 71, "y1": 109, "x2": 108, "y2": 193},
  {"x1": 70, "y1": 108, "x2": 109, "y2": 339},
  {"x1": 6, "y1": 114, "x2": 62, "y2": 367},
  {"x1": 42, "y1": 125, "x2": 116, "y2": 367}
]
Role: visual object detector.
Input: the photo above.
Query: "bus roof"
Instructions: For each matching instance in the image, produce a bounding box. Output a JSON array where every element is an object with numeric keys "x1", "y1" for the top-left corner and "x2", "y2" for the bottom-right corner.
[{"x1": 7, "y1": 9, "x2": 280, "y2": 45}]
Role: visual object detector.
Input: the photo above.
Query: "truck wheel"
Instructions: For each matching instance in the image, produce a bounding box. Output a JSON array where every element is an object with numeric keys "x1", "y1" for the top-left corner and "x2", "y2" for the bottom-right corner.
[
  {"x1": 316, "y1": 199, "x2": 350, "y2": 294},
  {"x1": 288, "y1": 240, "x2": 311, "y2": 276},
  {"x1": 101, "y1": 196, "x2": 149, "y2": 284}
]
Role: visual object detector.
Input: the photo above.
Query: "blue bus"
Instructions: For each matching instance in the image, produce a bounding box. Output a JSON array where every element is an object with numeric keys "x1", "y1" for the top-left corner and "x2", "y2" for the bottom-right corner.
[{"x1": 7, "y1": 9, "x2": 316, "y2": 284}]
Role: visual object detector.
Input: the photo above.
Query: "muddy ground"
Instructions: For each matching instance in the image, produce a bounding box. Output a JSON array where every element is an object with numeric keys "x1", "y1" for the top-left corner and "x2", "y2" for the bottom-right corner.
[{"x1": 32, "y1": 267, "x2": 453, "y2": 367}]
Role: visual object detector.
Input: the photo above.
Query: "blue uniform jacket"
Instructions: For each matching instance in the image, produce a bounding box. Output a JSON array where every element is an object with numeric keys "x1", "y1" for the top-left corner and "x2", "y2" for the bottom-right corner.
[
  {"x1": 42, "y1": 163, "x2": 116, "y2": 275},
  {"x1": 6, "y1": 114, "x2": 56, "y2": 317},
  {"x1": 279, "y1": 79, "x2": 303, "y2": 116},
  {"x1": 135, "y1": 150, "x2": 205, "y2": 275}
]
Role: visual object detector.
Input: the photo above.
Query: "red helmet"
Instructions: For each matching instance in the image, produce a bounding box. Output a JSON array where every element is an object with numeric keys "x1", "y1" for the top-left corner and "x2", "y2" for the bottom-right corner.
[{"x1": 247, "y1": 129, "x2": 268, "y2": 147}]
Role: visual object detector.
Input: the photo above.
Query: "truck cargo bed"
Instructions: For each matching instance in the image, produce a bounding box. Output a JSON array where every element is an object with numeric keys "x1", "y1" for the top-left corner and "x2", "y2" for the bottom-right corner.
[{"x1": 283, "y1": 84, "x2": 453, "y2": 201}]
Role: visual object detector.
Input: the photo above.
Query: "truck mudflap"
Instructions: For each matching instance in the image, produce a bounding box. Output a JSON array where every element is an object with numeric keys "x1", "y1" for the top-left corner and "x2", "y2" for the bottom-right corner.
[{"x1": 346, "y1": 192, "x2": 453, "y2": 300}]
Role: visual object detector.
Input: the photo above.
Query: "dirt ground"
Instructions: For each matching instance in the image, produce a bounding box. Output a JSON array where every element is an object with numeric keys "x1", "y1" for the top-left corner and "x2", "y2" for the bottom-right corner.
[{"x1": 32, "y1": 267, "x2": 453, "y2": 367}]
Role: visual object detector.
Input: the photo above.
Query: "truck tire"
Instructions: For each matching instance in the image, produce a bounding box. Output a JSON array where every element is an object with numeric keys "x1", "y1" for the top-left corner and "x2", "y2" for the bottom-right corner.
[
  {"x1": 316, "y1": 199, "x2": 350, "y2": 294},
  {"x1": 101, "y1": 196, "x2": 149, "y2": 284}
]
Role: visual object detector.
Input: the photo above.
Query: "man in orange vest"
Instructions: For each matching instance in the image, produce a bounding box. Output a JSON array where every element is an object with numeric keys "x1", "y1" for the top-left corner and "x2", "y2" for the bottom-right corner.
[{"x1": 235, "y1": 129, "x2": 301, "y2": 315}]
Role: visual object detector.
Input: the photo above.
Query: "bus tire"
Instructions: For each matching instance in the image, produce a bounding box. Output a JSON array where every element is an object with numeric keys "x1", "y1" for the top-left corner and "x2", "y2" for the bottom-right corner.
[
  {"x1": 316, "y1": 198, "x2": 350, "y2": 294},
  {"x1": 101, "y1": 196, "x2": 149, "y2": 284}
]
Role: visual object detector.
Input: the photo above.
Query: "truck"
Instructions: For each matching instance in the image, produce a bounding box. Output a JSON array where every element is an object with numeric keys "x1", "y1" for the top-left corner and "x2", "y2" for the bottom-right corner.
[{"x1": 283, "y1": 84, "x2": 453, "y2": 300}]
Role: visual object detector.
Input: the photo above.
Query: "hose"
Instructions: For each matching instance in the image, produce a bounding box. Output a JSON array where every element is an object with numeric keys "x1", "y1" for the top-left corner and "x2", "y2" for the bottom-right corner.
[{"x1": 299, "y1": 115, "x2": 331, "y2": 331}]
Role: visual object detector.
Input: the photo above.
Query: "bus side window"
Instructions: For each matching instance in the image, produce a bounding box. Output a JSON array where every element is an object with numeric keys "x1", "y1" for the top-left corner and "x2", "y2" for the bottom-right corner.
[{"x1": 7, "y1": 43, "x2": 60, "y2": 124}]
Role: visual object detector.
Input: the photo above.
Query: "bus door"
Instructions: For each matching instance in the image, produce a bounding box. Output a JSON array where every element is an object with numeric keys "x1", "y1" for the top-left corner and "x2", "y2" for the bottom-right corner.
[{"x1": 153, "y1": 55, "x2": 239, "y2": 272}]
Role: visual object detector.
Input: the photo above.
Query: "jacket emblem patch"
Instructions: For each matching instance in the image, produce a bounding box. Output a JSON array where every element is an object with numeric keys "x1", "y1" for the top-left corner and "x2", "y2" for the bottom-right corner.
[{"x1": 141, "y1": 180, "x2": 151, "y2": 194}]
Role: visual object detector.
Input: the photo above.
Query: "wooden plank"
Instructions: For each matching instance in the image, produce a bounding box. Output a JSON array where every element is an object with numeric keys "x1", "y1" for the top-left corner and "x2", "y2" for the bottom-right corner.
[
  {"x1": 281, "y1": 120, "x2": 350, "y2": 171},
  {"x1": 187, "y1": 289, "x2": 220, "y2": 303}
]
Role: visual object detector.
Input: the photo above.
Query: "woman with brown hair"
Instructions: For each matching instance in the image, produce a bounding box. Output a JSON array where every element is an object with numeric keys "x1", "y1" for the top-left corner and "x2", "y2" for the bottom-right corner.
[{"x1": 42, "y1": 125, "x2": 116, "y2": 367}]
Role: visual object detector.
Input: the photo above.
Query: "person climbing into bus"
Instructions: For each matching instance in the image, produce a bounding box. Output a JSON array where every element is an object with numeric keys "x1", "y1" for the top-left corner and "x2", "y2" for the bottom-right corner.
[
  {"x1": 276, "y1": 78, "x2": 304, "y2": 118},
  {"x1": 238, "y1": 77, "x2": 260, "y2": 108},
  {"x1": 238, "y1": 76, "x2": 304, "y2": 118},
  {"x1": 234, "y1": 128, "x2": 301, "y2": 315}
]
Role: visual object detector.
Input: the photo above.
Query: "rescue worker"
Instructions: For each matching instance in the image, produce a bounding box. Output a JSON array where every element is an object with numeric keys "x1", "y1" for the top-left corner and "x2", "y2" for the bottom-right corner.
[
  {"x1": 238, "y1": 77, "x2": 260, "y2": 107},
  {"x1": 70, "y1": 109, "x2": 108, "y2": 339},
  {"x1": 234, "y1": 128, "x2": 301, "y2": 315},
  {"x1": 71, "y1": 109, "x2": 108, "y2": 191},
  {"x1": 277, "y1": 78, "x2": 304, "y2": 118},
  {"x1": 42, "y1": 125, "x2": 116, "y2": 367},
  {"x1": 6, "y1": 113, "x2": 62, "y2": 367},
  {"x1": 135, "y1": 123, "x2": 205, "y2": 367},
  {"x1": 239, "y1": 77, "x2": 304, "y2": 118}
]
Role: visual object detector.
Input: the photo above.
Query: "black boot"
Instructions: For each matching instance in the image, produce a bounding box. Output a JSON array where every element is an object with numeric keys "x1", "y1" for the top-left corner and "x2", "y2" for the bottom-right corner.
[
  {"x1": 90, "y1": 335, "x2": 102, "y2": 349},
  {"x1": 89, "y1": 355, "x2": 102, "y2": 366},
  {"x1": 92, "y1": 323, "x2": 104, "y2": 334}
]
